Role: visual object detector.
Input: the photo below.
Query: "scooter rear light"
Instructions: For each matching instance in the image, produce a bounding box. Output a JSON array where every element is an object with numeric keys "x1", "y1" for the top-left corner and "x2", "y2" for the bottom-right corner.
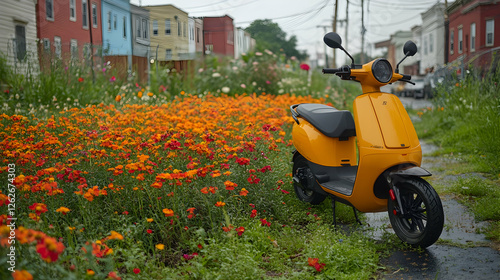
[
  {"x1": 389, "y1": 189, "x2": 396, "y2": 201},
  {"x1": 393, "y1": 209, "x2": 398, "y2": 216}
]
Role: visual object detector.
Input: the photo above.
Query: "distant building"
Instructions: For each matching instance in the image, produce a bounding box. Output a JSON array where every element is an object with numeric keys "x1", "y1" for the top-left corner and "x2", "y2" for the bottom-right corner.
[
  {"x1": 420, "y1": 2, "x2": 447, "y2": 75},
  {"x1": 375, "y1": 30, "x2": 418, "y2": 75},
  {"x1": 447, "y1": 0, "x2": 500, "y2": 72},
  {"x1": 130, "y1": 4, "x2": 150, "y2": 83},
  {"x1": 145, "y1": 4, "x2": 189, "y2": 62},
  {"x1": 188, "y1": 17, "x2": 203, "y2": 59},
  {"x1": 0, "y1": 0, "x2": 39, "y2": 73},
  {"x1": 101, "y1": 0, "x2": 132, "y2": 74},
  {"x1": 203, "y1": 15, "x2": 235, "y2": 57},
  {"x1": 234, "y1": 27, "x2": 254, "y2": 59},
  {"x1": 35, "y1": 0, "x2": 103, "y2": 65}
]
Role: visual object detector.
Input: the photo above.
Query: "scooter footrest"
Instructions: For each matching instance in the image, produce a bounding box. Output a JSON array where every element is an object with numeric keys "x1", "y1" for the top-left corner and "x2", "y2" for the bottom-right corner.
[{"x1": 316, "y1": 174, "x2": 329, "y2": 183}]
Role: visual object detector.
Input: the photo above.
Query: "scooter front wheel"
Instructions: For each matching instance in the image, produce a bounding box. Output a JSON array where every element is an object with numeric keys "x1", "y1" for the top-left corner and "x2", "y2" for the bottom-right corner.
[
  {"x1": 292, "y1": 154, "x2": 327, "y2": 205},
  {"x1": 388, "y1": 177, "x2": 444, "y2": 248}
]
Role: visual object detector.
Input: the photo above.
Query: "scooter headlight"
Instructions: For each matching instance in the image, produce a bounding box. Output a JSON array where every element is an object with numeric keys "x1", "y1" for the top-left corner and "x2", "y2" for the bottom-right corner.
[{"x1": 372, "y1": 59, "x2": 393, "y2": 83}]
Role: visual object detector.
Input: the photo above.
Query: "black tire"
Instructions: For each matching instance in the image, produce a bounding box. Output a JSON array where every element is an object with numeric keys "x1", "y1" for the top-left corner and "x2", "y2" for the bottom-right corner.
[
  {"x1": 388, "y1": 177, "x2": 444, "y2": 248},
  {"x1": 292, "y1": 154, "x2": 327, "y2": 205}
]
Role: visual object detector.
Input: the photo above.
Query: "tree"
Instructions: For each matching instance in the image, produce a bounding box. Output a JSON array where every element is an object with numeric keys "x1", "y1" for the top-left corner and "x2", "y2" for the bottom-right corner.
[{"x1": 245, "y1": 19, "x2": 307, "y2": 60}]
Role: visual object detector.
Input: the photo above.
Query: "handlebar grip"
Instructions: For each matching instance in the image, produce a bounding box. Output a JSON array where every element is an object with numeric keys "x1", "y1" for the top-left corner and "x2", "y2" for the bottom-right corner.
[
  {"x1": 322, "y1": 68, "x2": 340, "y2": 74},
  {"x1": 401, "y1": 74, "x2": 412, "y2": 80}
]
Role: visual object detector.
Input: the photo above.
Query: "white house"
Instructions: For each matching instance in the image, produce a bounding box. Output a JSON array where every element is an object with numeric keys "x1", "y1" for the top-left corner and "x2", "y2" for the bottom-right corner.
[
  {"x1": 420, "y1": 2, "x2": 447, "y2": 75},
  {"x1": 0, "y1": 0, "x2": 39, "y2": 74},
  {"x1": 234, "y1": 27, "x2": 254, "y2": 59}
]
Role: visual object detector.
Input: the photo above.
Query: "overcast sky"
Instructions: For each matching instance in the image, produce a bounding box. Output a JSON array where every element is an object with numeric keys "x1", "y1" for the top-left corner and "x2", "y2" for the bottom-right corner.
[{"x1": 130, "y1": 0, "x2": 446, "y2": 65}]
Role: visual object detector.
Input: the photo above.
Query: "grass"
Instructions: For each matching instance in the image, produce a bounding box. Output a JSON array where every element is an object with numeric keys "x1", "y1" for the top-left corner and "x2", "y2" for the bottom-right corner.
[{"x1": 413, "y1": 64, "x2": 500, "y2": 243}]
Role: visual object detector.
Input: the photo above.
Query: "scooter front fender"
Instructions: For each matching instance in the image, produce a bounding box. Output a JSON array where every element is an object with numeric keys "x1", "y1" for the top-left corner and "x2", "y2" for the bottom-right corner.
[{"x1": 389, "y1": 165, "x2": 432, "y2": 177}]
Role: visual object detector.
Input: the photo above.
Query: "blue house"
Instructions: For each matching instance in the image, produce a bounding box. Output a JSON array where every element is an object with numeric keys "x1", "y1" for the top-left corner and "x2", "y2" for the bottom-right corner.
[{"x1": 101, "y1": 0, "x2": 132, "y2": 69}]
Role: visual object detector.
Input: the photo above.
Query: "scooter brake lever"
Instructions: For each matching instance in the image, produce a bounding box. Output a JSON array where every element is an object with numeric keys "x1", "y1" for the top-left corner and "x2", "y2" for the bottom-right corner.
[{"x1": 400, "y1": 79, "x2": 415, "y2": 85}]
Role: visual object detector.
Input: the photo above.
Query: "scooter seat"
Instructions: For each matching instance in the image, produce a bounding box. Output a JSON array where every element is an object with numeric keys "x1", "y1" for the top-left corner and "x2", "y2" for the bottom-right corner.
[{"x1": 296, "y1": 104, "x2": 356, "y2": 138}]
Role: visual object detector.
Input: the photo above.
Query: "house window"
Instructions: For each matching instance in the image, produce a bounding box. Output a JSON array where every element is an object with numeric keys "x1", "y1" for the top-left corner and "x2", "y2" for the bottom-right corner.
[
  {"x1": 486, "y1": 19, "x2": 494, "y2": 46},
  {"x1": 123, "y1": 16, "x2": 127, "y2": 38},
  {"x1": 429, "y1": 33, "x2": 433, "y2": 53},
  {"x1": 177, "y1": 19, "x2": 181, "y2": 36},
  {"x1": 423, "y1": 36, "x2": 428, "y2": 55},
  {"x1": 166, "y1": 49, "x2": 172, "y2": 59},
  {"x1": 142, "y1": 19, "x2": 148, "y2": 39},
  {"x1": 70, "y1": 0, "x2": 76, "y2": 21},
  {"x1": 165, "y1": 19, "x2": 171, "y2": 35},
  {"x1": 136, "y1": 18, "x2": 141, "y2": 38},
  {"x1": 227, "y1": 30, "x2": 234, "y2": 45},
  {"x1": 458, "y1": 28, "x2": 463, "y2": 53},
  {"x1": 46, "y1": 0, "x2": 54, "y2": 20},
  {"x1": 42, "y1": 38, "x2": 50, "y2": 53},
  {"x1": 71, "y1": 39, "x2": 78, "y2": 59},
  {"x1": 82, "y1": 0, "x2": 88, "y2": 28},
  {"x1": 114, "y1": 15, "x2": 117, "y2": 30},
  {"x1": 15, "y1": 25, "x2": 26, "y2": 61},
  {"x1": 107, "y1": 12, "x2": 112, "y2": 31},
  {"x1": 183, "y1": 22, "x2": 187, "y2": 37},
  {"x1": 196, "y1": 27, "x2": 200, "y2": 43},
  {"x1": 153, "y1": 20, "x2": 158, "y2": 36},
  {"x1": 470, "y1": 23, "x2": 476, "y2": 52},
  {"x1": 92, "y1": 3, "x2": 98, "y2": 28},
  {"x1": 450, "y1": 30, "x2": 454, "y2": 54},
  {"x1": 54, "y1": 36, "x2": 61, "y2": 58}
]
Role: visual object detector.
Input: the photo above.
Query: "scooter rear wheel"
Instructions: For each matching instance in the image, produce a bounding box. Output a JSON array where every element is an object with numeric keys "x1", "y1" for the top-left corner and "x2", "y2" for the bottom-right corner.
[
  {"x1": 388, "y1": 177, "x2": 444, "y2": 248},
  {"x1": 292, "y1": 154, "x2": 327, "y2": 205}
]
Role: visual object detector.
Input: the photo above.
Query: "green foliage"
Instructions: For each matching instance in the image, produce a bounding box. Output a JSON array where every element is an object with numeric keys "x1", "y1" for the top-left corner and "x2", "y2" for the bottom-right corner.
[{"x1": 245, "y1": 19, "x2": 307, "y2": 60}]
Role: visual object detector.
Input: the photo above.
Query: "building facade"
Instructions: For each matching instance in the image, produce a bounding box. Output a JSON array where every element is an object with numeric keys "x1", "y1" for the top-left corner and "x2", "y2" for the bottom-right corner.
[
  {"x1": 101, "y1": 0, "x2": 132, "y2": 56},
  {"x1": 203, "y1": 15, "x2": 235, "y2": 57},
  {"x1": 420, "y1": 3, "x2": 446, "y2": 75},
  {"x1": 188, "y1": 17, "x2": 203, "y2": 59},
  {"x1": 145, "y1": 4, "x2": 189, "y2": 61},
  {"x1": 36, "y1": 0, "x2": 103, "y2": 63},
  {"x1": 448, "y1": 0, "x2": 500, "y2": 71},
  {"x1": 130, "y1": 4, "x2": 149, "y2": 83},
  {"x1": 234, "y1": 27, "x2": 254, "y2": 59},
  {"x1": 0, "y1": 0, "x2": 39, "y2": 72}
]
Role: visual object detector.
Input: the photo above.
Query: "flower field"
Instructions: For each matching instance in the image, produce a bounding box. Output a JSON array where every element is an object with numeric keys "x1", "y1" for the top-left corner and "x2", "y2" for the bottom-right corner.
[{"x1": 0, "y1": 92, "x2": 384, "y2": 279}]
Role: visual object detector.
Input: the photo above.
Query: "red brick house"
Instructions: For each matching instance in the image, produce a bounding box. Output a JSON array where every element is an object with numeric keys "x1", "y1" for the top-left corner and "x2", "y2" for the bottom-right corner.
[
  {"x1": 447, "y1": 0, "x2": 500, "y2": 71},
  {"x1": 203, "y1": 15, "x2": 234, "y2": 57},
  {"x1": 36, "y1": 0, "x2": 102, "y2": 63}
]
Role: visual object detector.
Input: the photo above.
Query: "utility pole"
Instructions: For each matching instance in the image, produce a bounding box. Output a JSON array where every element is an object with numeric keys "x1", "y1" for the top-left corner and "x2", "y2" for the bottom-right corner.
[
  {"x1": 332, "y1": 0, "x2": 338, "y2": 68},
  {"x1": 444, "y1": 0, "x2": 449, "y2": 64},
  {"x1": 345, "y1": 0, "x2": 349, "y2": 50},
  {"x1": 360, "y1": 0, "x2": 366, "y2": 64},
  {"x1": 317, "y1": 25, "x2": 330, "y2": 67}
]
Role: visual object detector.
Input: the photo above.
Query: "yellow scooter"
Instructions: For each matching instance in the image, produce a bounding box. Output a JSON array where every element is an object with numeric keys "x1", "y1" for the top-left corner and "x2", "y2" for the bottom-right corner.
[{"x1": 290, "y1": 32, "x2": 444, "y2": 248}]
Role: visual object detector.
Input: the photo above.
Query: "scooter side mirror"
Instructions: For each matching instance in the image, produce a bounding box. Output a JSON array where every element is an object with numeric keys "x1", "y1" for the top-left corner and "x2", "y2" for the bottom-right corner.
[
  {"x1": 323, "y1": 32, "x2": 343, "y2": 49},
  {"x1": 403, "y1": 41, "x2": 417, "y2": 56}
]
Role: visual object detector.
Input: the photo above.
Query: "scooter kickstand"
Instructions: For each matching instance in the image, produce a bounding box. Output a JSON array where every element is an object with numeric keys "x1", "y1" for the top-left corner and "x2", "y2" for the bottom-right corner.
[
  {"x1": 330, "y1": 196, "x2": 337, "y2": 227},
  {"x1": 352, "y1": 207, "x2": 362, "y2": 225}
]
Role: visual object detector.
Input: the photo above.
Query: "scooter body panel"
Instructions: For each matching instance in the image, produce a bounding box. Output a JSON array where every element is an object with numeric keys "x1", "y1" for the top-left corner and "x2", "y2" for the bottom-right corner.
[{"x1": 292, "y1": 120, "x2": 356, "y2": 167}]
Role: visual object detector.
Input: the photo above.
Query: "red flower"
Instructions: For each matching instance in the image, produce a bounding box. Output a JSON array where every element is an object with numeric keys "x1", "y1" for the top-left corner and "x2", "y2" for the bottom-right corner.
[
  {"x1": 308, "y1": 257, "x2": 326, "y2": 272},
  {"x1": 78, "y1": 77, "x2": 84, "y2": 82},
  {"x1": 146, "y1": 229, "x2": 153, "y2": 234},
  {"x1": 250, "y1": 209, "x2": 257, "y2": 218},
  {"x1": 260, "y1": 218, "x2": 271, "y2": 227},
  {"x1": 224, "y1": 180, "x2": 237, "y2": 191},
  {"x1": 133, "y1": 268, "x2": 140, "y2": 274},
  {"x1": 28, "y1": 203, "x2": 48, "y2": 216},
  {"x1": 236, "y1": 226, "x2": 245, "y2": 236},
  {"x1": 36, "y1": 236, "x2": 65, "y2": 263},
  {"x1": 300, "y1": 63, "x2": 310, "y2": 71}
]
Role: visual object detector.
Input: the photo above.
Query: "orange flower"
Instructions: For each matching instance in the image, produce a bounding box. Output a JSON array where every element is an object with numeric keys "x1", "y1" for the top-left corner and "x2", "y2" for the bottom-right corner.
[
  {"x1": 28, "y1": 203, "x2": 48, "y2": 215},
  {"x1": 107, "y1": 230, "x2": 123, "y2": 240},
  {"x1": 224, "y1": 180, "x2": 237, "y2": 191},
  {"x1": 115, "y1": 95, "x2": 121, "y2": 102},
  {"x1": 55, "y1": 207, "x2": 70, "y2": 215},
  {"x1": 155, "y1": 244, "x2": 165, "y2": 250},
  {"x1": 236, "y1": 226, "x2": 245, "y2": 236},
  {"x1": 308, "y1": 257, "x2": 326, "y2": 272},
  {"x1": 162, "y1": 208, "x2": 174, "y2": 217},
  {"x1": 86, "y1": 269, "x2": 95, "y2": 276},
  {"x1": 12, "y1": 270, "x2": 33, "y2": 280},
  {"x1": 239, "y1": 188, "x2": 249, "y2": 196},
  {"x1": 36, "y1": 236, "x2": 65, "y2": 262},
  {"x1": 215, "y1": 201, "x2": 226, "y2": 207}
]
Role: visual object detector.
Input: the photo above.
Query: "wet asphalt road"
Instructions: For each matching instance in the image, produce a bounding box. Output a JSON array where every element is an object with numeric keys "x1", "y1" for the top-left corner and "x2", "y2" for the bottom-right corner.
[{"x1": 370, "y1": 97, "x2": 500, "y2": 279}]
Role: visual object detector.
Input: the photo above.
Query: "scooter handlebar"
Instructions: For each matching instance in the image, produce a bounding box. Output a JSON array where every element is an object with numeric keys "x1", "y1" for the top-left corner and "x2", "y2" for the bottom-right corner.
[{"x1": 322, "y1": 68, "x2": 341, "y2": 74}]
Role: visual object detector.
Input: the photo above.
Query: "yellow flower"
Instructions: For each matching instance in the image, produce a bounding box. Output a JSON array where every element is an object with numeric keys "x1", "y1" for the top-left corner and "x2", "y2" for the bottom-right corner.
[
  {"x1": 56, "y1": 207, "x2": 71, "y2": 214},
  {"x1": 156, "y1": 244, "x2": 165, "y2": 250}
]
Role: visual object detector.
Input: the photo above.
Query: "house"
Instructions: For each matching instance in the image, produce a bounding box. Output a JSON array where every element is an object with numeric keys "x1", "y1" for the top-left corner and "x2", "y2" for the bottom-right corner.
[
  {"x1": 203, "y1": 15, "x2": 235, "y2": 57},
  {"x1": 447, "y1": 0, "x2": 500, "y2": 72},
  {"x1": 420, "y1": 2, "x2": 447, "y2": 75},
  {"x1": 234, "y1": 27, "x2": 255, "y2": 59},
  {"x1": 130, "y1": 4, "x2": 150, "y2": 83},
  {"x1": 0, "y1": 0, "x2": 39, "y2": 73},
  {"x1": 35, "y1": 0, "x2": 103, "y2": 66},
  {"x1": 101, "y1": 0, "x2": 132, "y2": 74},
  {"x1": 188, "y1": 17, "x2": 203, "y2": 59},
  {"x1": 145, "y1": 4, "x2": 189, "y2": 71},
  {"x1": 374, "y1": 30, "x2": 418, "y2": 74}
]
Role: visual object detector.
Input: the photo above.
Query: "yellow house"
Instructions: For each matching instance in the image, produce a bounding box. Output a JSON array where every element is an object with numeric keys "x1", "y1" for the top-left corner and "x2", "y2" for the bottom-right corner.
[{"x1": 145, "y1": 4, "x2": 188, "y2": 61}]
